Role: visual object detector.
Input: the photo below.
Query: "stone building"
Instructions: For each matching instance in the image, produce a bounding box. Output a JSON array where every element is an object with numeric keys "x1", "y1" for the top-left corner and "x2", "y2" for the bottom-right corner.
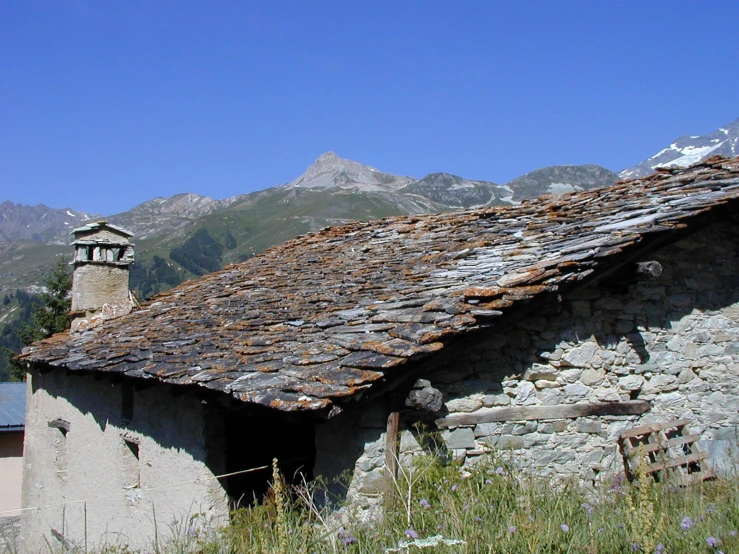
[{"x1": 19, "y1": 157, "x2": 739, "y2": 551}]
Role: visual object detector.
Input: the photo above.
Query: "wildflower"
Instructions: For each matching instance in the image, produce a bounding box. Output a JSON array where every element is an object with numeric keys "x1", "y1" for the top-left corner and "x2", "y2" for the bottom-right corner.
[
  {"x1": 405, "y1": 529, "x2": 419, "y2": 539},
  {"x1": 419, "y1": 498, "x2": 430, "y2": 509},
  {"x1": 581, "y1": 502, "x2": 594, "y2": 514},
  {"x1": 560, "y1": 524, "x2": 570, "y2": 533},
  {"x1": 508, "y1": 526, "x2": 517, "y2": 534},
  {"x1": 681, "y1": 516, "x2": 694, "y2": 530},
  {"x1": 496, "y1": 466, "x2": 505, "y2": 474},
  {"x1": 474, "y1": 517, "x2": 483, "y2": 523},
  {"x1": 655, "y1": 544, "x2": 664, "y2": 554},
  {"x1": 342, "y1": 536, "x2": 357, "y2": 546},
  {"x1": 706, "y1": 503, "x2": 716, "y2": 514},
  {"x1": 706, "y1": 537, "x2": 719, "y2": 548},
  {"x1": 631, "y1": 543, "x2": 640, "y2": 551},
  {"x1": 597, "y1": 528, "x2": 604, "y2": 534},
  {"x1": 485, "y1": 479, "x2": 493, "y2": 485},
  {"x1": 730, "y1": 531, "x2": 738, "y2": 537},
  {"x1": 451, "y1": 484, "x2": 458, "y2": 491}
]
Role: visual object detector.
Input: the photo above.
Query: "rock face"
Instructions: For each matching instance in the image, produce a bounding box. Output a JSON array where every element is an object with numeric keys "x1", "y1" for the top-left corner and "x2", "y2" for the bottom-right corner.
[
  {"x1": 621, "y1": 116, "x2": 739, "y2": 180},
  {"x1": 401, "y1": 172, "x2": 511, "y2": 208},
  {"x1": 108, "y1": 193, "x2": 234, "y2": 240},
  {"x1": 505, "y1": 164, "x2": 618, "y2": 201},
  {"x1": 0, "y1": 201, "x2": 99, "y2": 244},
  {"x1": 285, "y1": 152, "x2": 414, "y2": 192}
]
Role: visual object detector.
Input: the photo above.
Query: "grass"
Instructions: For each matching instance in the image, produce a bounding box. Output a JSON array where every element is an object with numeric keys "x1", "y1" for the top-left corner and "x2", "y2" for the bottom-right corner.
[{"x1": 8, "y1": 453, "x2": 739, "y2": 553}]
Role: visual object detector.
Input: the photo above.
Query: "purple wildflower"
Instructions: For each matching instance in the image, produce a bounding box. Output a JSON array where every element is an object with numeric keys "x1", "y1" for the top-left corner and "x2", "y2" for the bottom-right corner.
[
  {"x1": 474, "y1": 517, "x2": 483, "y2": 523},
  {"x1": 485, "y1": 479, "x2": 493, "y2": 485},
  {"x1": 496, "y1": 466, "x2": 505, "y2": 475},
  {"x1": 451, "y1": 484, "x2": 458, "y2": 491},
  {"x1": 404, "y1": 529, "x2": 418, "y2": 539},
  {"x1": 560, "y1": 524, "x2": 570, "y2": 533},
  {"x1": 655, "y1": 544, "x2": 664, "y2": 554},
  {"x1": 581, "y1": 502, "x2": 594, "y2": 514},
  {"x1": 419, "y1": 498, "x2": 430, "y2": 509},
  {"x1": 730, "y1": 530, "x2": 738, "y2": 537},
  {"x1": 508, "y1": 525, "x2": 517, "y2": 533},
  {"x1": 706, "y1": 537, "x2": 718, "y2": 548},
  {"x1": 631, "y1": 543, "x2": 640, "y2": 551},
  {"x1": 681, "y1": 516, "x2": 694, "y2": 530},
  {"x1": 597, "y1": 528, "x2": 604, "y2": 534},
  {"x1": 342, "y1": 536, "x2": 357, "y2": 546}
]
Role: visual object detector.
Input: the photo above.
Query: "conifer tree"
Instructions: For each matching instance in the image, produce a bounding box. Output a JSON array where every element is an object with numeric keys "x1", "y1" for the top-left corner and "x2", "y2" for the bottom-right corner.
[{"x1": 4, "y1": 258, "x2": 72, "y2": 380}]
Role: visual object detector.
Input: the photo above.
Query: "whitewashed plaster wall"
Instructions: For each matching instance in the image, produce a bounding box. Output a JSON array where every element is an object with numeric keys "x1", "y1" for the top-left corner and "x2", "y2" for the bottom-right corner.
[{"x1": 20, "y1": 371, "x2": 229, "y2": 553}]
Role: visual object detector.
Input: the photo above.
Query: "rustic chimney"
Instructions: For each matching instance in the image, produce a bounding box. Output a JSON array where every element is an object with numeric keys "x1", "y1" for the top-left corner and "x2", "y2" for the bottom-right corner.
[{"x1": 70, "y1": 221, "x2": 135, "y2": 332}]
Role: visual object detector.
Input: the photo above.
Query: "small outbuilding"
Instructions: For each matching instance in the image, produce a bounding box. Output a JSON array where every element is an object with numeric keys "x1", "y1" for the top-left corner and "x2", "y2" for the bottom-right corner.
[
  {"x1": 0, "y1": 381, "x2": 26, "y2": 545},
  {"x1": 19, "y1": 157, "x2": 739, "y2": 551}
]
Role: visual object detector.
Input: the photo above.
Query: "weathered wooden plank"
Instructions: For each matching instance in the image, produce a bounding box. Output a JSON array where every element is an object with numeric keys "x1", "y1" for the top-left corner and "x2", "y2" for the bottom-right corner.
[
  {"x1": 645, "y1": 451, "x2": 707, "y2": 473},
  {"x1": 436, "y1": 400, "x2": 650, "y2": 428},
  {"x1": 384, "y1": 411, "x2": 400, "y2": 503},
  {"x1": 618, "y1": 419, "x2": 690, "y2": 439},
  {"x1": 622, "y1": 434, "x2": 700, "y2": 457}
]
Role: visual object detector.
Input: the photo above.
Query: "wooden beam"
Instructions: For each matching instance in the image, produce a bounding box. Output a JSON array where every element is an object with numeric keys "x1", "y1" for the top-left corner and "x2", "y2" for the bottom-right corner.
[
  {"x1": 384, "y1": 410, "x2": 400, "y2": 502},
  {"x1": 435, "y1": 400, "x2": 650, "y2": 429}
]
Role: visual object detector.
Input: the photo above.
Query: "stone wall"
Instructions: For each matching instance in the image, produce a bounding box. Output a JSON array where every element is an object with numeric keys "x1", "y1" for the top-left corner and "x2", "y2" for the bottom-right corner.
[
  {"x1": 21, "y1": 371, "x2": 229, "y2": 553},
  {"x1": 317, "y1": 220, "x2": 739, "y2": 508}
]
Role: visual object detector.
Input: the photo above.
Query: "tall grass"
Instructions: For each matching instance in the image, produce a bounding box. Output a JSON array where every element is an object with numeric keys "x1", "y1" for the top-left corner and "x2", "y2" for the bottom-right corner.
[{"x1": 19, "y1": 453, "x2": 739, "y2": 554}]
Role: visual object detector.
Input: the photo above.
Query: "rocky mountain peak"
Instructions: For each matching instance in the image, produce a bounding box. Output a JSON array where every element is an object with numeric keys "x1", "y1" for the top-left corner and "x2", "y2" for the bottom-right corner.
[
  {"x1": 0, "y1": 201, "x2": 99, "y2": 244},
  {"x1": 287, "y1": 152, "x2": 414, "y2": 192},
  {"x1": 505, "y1": 164, "x2": 618, "y2": 202},
  {"x1": 620, "y1": 116, "x2": 739, "y2": 180}
]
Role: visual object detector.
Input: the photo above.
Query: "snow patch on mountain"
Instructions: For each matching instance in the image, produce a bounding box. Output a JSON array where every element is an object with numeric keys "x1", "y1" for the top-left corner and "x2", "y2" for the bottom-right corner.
[{"x1": 620, "y1": 116, "x2": 739, "y2": 179}]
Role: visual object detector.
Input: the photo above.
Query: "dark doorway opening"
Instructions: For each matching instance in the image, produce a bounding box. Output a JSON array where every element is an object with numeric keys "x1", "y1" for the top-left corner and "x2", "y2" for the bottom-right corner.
[{"x1": 222, "y1": 406, "x2": 316, "y2": 507}]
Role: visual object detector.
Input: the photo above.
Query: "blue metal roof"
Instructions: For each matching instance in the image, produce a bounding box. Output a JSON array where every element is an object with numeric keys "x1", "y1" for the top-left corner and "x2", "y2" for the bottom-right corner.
[{"x1": 0, "y1": 382, "x2": 26, "y2": 431}]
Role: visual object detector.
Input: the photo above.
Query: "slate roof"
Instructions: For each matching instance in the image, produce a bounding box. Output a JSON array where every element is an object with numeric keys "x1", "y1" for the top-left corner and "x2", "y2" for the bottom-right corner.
[
  {"x1": 0, "y1": 383, "x2": 26, "y2": 431},
  {"x1": 21, "y1": 157, "x2": 739, "y2": 413}
]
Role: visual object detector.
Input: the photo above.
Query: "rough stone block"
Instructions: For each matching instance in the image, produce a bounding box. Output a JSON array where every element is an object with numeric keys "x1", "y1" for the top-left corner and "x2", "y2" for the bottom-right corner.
[
  {"x1": 538, "y1": 388, "x2": 565, "y2": 405},
  {"x1": 515, "y1": 381, "x2": 537, "y2": 406},
  {"x1": 524, "y1": 365, "x2": 557, "y2": 381},
  {"x1": 443, "y1": 427, "x2": 476, "y2": 450},
  {"x1": 570, "y1": 300, "x2": 591, "y2": 317},
  {"x1": 538, "y1": 420, "x2": 568, "y2": 433},
  {"x1": 580, "y1": 368, "x2": 605, "y2": 386},
  {"x1": 562, "y1": 343, "x2": 598, "y2": 368},
  {"x1": 618, "y1": 374, "x2": 644, "y2": 391},
  {"x1": 445, "y1": 395, "x2": 484, "y2": 413},
  {"x1": 482, "y1": 393, "x2": 510, "y2": 407},
  {"x1": 474, "y1": 422, "x2": 498, "y2": 437},
  {"x1": 563, "y1": 383, "x2": 591, "y2": 401},
  {"x1": 576, "y1": 419, "x2": 602, "y2": 434},
  {"x1": 490, "y1": 435, "x2": 523, "y2": 450}
]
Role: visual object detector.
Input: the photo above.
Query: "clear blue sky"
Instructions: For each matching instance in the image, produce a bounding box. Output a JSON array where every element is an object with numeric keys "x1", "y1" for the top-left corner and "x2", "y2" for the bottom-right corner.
[{"x1": 1, "y1": 1, "x2": 738, "y2": 214}]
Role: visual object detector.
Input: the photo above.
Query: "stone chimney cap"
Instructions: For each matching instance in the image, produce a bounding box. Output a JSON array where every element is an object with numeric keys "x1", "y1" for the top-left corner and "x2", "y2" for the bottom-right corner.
[{"x1": 71, "y1": 221, "x2": 134, "y2": 238}]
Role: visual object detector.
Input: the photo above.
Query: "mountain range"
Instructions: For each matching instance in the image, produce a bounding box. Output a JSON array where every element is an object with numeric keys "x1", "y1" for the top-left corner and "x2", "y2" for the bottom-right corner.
[{"x1": 1, "y1": 115, "x2": 737, "y2": 307}]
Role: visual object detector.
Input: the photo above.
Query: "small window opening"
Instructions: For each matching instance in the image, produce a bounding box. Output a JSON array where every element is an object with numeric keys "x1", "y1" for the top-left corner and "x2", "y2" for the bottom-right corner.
[
  {"x1": 122, "y1": 438, "x2": 140, "y2": 489},
  {"x1": 121, "y1": 383, "x2": 134, "y2": 424},
  {"x1": 48, "y1": 419, "x2": 70, "y2": 479}
]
